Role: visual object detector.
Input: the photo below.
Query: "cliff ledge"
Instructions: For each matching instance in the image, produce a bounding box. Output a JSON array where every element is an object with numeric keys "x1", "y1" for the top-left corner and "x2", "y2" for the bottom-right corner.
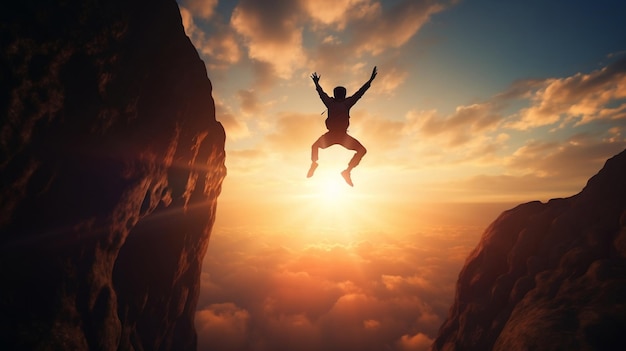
[{"x1": 433, "y1": 149, "x2": 626, "y2": 350}]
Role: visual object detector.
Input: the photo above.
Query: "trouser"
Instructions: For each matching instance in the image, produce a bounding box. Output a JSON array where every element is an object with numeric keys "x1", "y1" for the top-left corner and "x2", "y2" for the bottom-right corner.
[{"x1": 311, "y1": 131, "x2": 367, "y2": 169}]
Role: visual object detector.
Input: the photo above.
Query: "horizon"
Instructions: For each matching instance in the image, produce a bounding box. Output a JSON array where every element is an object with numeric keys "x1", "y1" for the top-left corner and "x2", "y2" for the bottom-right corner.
[{"x1": 176, "y1": 0, "x2": 626, "y2": 350}]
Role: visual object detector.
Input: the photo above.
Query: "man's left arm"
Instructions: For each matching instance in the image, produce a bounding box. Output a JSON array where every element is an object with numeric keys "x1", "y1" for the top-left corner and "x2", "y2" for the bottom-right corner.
[{"x1": 349, "y1": 66, "x2": 377, "y2": 104}]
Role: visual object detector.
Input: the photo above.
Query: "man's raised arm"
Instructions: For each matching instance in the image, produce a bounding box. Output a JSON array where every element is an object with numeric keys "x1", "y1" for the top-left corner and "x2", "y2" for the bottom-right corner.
[
  {"x1": 311, "y1": 72, "x2": 331, "y2": 105},
  {"x1": 350, "y1": 66, "x2": 378, "y2": 103}
]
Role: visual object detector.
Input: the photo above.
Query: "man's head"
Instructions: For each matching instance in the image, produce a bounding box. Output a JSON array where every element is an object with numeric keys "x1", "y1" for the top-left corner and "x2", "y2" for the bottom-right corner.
[{"x1": 333, "y1": 86, "x2": 346, "y2": 100}]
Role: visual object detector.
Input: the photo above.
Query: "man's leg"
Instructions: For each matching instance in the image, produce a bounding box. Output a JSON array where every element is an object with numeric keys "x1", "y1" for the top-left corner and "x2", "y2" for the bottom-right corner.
[
  {"x1": 339, "y1": 134, "x2": 367, "y2": 186},
  {"x1": 342, "y1": 135, "x2": 367, "y2": 169},
  {"x1": 308, "y1": 133, "x2": 331, "y2": 178}
]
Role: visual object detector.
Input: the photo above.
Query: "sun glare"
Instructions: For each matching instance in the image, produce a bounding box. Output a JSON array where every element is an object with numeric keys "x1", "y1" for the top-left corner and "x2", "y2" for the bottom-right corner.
[
  {"x1": 282, "y1": 147, "x2": 383, "y2": 241},
  {"x1": 311, "y1": 169, "x2": 351, "y2": 205},
  {"x1": 305, "y1": 147, "x2": 357, "y2": 208}
]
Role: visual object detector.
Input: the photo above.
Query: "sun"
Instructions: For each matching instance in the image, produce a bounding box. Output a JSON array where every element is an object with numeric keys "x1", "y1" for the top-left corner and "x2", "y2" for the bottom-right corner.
[
  {"x1": 310, "y1": 168, "x2": 352, "y2": 206},
  {"x1": 279, "y1": 147, "x2": 390, "y2": 240},
  {"x1": 304, "y1": 147, "x2": 357, "y2": 207}
]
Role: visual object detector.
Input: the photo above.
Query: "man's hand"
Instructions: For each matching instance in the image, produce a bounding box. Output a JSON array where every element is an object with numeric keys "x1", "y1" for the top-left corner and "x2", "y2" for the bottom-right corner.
[
  {"x1": 369, "y1": 66, "x2": 377, "y2": 82},
  {"x1": 311, "y1": 72, "x2": 321, "y2": 84}
]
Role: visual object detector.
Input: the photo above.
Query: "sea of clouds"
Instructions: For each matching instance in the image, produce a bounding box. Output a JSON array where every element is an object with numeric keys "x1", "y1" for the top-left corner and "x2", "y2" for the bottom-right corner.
[{"x1": 195, "y1": 223, "x2": 486, "y2": 351}]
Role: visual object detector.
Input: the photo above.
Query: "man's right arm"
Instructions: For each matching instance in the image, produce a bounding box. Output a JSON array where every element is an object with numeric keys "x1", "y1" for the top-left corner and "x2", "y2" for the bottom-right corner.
[
  {"x1": 315, "y1": 83, "x2": 331, "y2": 105},
  {"x1": 311, "y1": 72, "x2": 331, "y2": 105}
]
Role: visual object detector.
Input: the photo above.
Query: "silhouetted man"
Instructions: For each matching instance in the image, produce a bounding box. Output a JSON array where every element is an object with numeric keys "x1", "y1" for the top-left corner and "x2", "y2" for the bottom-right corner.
[{"x1": 307, "y1": 66, "x2": 377, "y2": 186}]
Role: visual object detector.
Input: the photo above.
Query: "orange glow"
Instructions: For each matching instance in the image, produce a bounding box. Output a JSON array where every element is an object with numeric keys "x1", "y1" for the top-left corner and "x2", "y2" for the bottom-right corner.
[{"x1": 182, "y1": 0, "x2": 626, "y2": 349}]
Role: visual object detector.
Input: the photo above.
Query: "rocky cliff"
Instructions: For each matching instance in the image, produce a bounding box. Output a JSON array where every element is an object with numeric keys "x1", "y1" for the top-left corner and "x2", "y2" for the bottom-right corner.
[
  {"x1": 0, "y1": 0, "x2": 226, "y2": 350},
  {"x1": 433, "y1": 149, "x2": 626, "y2": 351}
]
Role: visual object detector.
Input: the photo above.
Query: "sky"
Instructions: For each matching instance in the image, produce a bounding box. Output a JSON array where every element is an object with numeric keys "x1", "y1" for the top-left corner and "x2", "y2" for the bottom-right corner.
[{"x1": 176, "y1": 0, "x2": 626, "y2": 350}]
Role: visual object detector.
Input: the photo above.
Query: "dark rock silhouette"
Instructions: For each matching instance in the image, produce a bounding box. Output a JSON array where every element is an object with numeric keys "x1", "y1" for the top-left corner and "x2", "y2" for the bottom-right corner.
[
  {"x1": 433, "y1": 149, "x2": 626, "y2": 351},
  {"x1": 0, "y1": 0, "x2": 226, "y2": 350}
]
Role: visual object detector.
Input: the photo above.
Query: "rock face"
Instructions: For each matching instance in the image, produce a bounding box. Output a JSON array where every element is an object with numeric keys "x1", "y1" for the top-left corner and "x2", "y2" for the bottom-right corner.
[
  {"x1": 0, "y1": 0, "x2": 226, "y2": 350},
  {"x1": 433, "y1": 149, "x2": 626, "y2": 351}
]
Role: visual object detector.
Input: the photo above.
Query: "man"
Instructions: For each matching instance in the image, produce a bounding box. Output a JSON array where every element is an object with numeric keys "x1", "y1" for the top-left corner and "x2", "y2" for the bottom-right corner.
[{"x1": 307, "y1": 66, "x2": 377, "y2": 186}]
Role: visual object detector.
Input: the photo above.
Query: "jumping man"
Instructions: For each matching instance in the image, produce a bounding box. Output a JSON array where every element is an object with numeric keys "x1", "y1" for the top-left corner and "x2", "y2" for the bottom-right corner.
[{"x1": 307, "y1": 66, "x2": 377, "y2": 186}]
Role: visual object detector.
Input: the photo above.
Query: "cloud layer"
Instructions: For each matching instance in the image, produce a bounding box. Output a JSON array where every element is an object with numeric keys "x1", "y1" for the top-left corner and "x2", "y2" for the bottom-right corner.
[{"x1": 196, "y1": 225, "x2": 485, "y2": 351}]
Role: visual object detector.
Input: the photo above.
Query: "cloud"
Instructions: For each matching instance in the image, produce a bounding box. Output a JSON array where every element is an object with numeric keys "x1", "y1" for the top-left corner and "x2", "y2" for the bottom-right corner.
[
  {"x1": 200, "y1": 30, "x2": 242, "y2": 69},
  {"x1": 408, "y1": 103, "x2": 501, "y2": 142},
  {"x1": 307, "y1": 0, "x2": 448, "y2": 63},
  {"x1": 432, "y1": 133, "x2": 626, "y2": 202},
  {"x1": 230, "y1": 0, "x2": 307, "y2": 79},
  {"x1": 375, "y1": 65, "x2": 409, "y2": 95},
  {"x1": 348, "y1": 0, "x2": 446, "y2": 56},
  {"x1": 237, "y1": 89, "x2": 261, "y2": 115},
  {"x1": 179, "y1": 7, "x2": 203, "y2": 41},
  {"x1": 398, "y1": 58, "x2": 626, "y2": 171},
  {"x1": 363, "y1": 319, "x2": 381, "y2": 329},
  {"x1": 438, "y1": 173, "x2": 580, "y2": 203},
  {"x1": 224, "y1": 148, "x2": 268, "y2": 175},
  {"x1": 397, "y1": 332, "x2": 434, "y2": 351},
  {"x1": 179, "y1": 0, "x2": 218, "y2": 19},
  {"x1": 180, "y1": 7, "x2": 242, "y2": 70},
  {"x1": 265, "y1": 112, "x2": 321, "y2": 152},
  {"x1": 196, "y1": 303, "x2": 250, "y2": 351},
  {"x1": 196, "y1": 225, "x2": 483, "y2": 351},
  {"x1": 214, "y1": 98, "x2": 250, "y2": 140},
  {"x1": 225, "y1": 0, "x2": 449, "y2": 83},
  {"x1": 348, "y1": 111, "x2": 404, "y2": 162},
  {"x1": 404, "y1": 102, "x2": 503, "y2": 151},
  {"x1": 309, "y1": 1, "x2": 448, "y2": 84},
  {"x1": 506, "y1": 132, "x2": 626, "y2": 179},
  {"x1": 507, "y1": 57, "x2": 626, "y2": 130},
  {"x1": 250, "y1": 60, "x2": 278, "y2": 91},
  {"x1": 302, "y1": 0, "x2": 379, "y2": 30}
]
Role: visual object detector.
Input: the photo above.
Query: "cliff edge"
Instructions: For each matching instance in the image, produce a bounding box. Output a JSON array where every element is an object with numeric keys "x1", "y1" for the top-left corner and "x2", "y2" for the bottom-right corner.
[
  {"x1": 0, "y1": 0, "x2": 226, "y2": 350},
  {"x1": 433, "y1": 148, "x2": 626, "y2": 350}
]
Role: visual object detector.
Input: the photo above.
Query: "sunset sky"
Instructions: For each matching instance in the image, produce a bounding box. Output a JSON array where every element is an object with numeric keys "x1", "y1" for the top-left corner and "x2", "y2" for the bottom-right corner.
[{"x1": 176, "y1": 0, "x2": 626, "y2": 350}]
